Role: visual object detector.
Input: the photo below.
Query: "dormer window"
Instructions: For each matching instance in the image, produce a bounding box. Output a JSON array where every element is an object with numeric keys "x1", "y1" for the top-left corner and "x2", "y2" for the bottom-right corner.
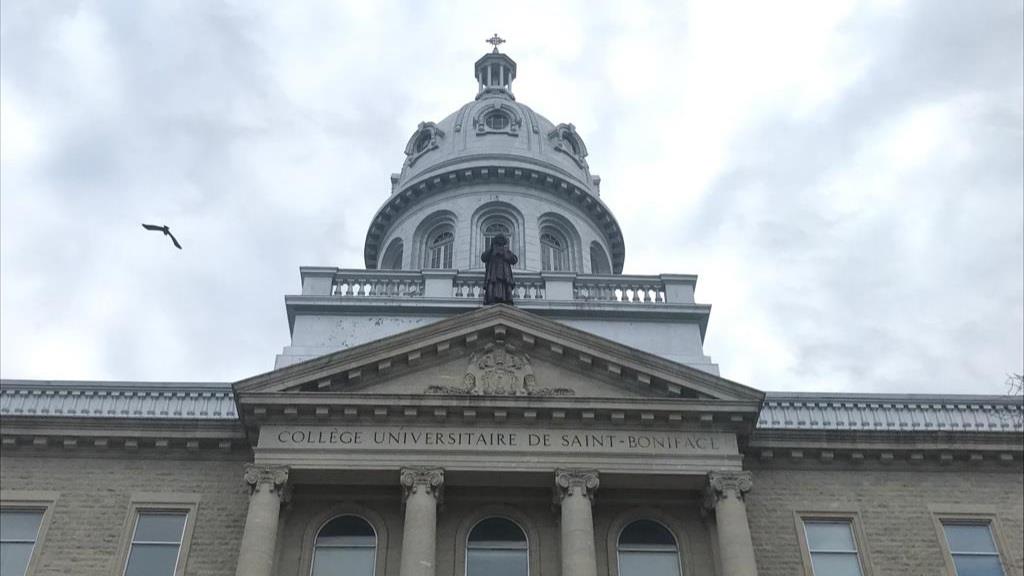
[
  {"x1": 414, "y1": 132, "x2": 432, "y2": 153},
  {"x1": 548, "y1": 123, "x2": 589, "y2": 168},
  {"x1": 485, "y1": 112, "x2": 510, "y2": 131},
  {"x1": 404, "y1": 122, "x2": 445, "y2": 167}
]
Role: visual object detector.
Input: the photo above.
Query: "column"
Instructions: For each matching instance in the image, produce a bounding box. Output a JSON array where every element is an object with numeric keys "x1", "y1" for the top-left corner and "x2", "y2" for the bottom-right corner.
[
  {"x1": 705, "y1": 471, "x2": 758, "y2": 576},
  {"x1": 399, "y1": 467, "x2": 444, "y2": 576},
  {"x1": 235, "y1": 464, "x2": 289, "y2": 576},
  {"x1": 555, "y1": 469, "x2": 599, "y2": 576}
]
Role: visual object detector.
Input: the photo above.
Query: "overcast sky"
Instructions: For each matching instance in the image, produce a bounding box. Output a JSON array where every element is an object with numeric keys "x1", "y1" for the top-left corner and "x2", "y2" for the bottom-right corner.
[{"x1": 1, "y1": 0, "x2": 1022, "y2": 395}]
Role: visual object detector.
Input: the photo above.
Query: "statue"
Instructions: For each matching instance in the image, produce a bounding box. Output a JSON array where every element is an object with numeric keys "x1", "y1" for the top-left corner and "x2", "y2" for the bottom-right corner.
[{"x1": 481, "y1": 234, "x2": 518, "y2": 305}]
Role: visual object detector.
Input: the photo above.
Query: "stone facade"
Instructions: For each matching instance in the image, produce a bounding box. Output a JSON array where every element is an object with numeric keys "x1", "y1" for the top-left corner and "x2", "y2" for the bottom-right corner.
[{"x1": 2, "y1": 44, "x2": 1022, "y2": 576}]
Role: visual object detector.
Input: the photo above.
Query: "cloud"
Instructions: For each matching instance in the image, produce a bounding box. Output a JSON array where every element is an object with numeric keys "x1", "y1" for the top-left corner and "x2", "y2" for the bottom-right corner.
[{"x1": 1, "y1": 0, "x2": 1021, "y2": 394}]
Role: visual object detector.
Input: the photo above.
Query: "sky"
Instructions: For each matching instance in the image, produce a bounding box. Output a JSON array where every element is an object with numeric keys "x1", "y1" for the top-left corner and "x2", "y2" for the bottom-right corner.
[{"x1": 1, "y1": 0, "x2": 1022, "y2": 395}]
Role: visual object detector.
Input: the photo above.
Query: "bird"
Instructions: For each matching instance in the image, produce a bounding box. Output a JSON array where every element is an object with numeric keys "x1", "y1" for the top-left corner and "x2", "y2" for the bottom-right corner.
[{"x1": 141, "y1": 223, "x2": 182, "y2": 249}]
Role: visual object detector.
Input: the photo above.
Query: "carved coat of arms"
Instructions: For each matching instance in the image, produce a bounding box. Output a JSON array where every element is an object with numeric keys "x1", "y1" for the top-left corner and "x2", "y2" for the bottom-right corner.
[{"x1": 427, "y1": 342, "x2": 574, "y2": 396}]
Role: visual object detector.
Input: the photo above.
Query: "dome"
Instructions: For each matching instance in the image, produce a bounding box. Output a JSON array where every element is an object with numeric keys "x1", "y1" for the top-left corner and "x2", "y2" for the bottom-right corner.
[{"x1": 364, "y1": 43, "x2": 624, "y2": 273}]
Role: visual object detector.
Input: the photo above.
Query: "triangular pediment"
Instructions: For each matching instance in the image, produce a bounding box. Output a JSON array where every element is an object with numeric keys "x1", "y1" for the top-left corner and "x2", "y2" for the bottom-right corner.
[{"x1": 234, "y1": 305, "x2": 763, "y2": 404}]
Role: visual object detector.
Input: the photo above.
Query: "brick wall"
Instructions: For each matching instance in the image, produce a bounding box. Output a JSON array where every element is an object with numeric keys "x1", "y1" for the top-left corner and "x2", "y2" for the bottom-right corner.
[
  {"x1": 0, "y1": 453, "x2": 249, "y2": 576},
  {"x1": 747, "y1": 466, "x2": 1024, "y2": 576}
]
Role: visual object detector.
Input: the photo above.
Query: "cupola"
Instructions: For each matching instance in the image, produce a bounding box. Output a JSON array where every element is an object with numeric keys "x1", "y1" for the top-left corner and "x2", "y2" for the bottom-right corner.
[{"x1": 475, "y1": 34, "x2": 516, "y2": 100}]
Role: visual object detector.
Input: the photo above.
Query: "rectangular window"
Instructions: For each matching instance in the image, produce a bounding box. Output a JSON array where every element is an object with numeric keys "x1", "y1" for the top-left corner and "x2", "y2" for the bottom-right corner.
[
  {"x1": 803, "y1": 520, "x2": 864, "y2": 576},
  {"x1": 123, "y1": 511, "x2": 188, "y2": 576},
  {"x1": 0, "y1": 509, "x2": 45, "y2": 576},
  {"x1": 941, "y1": 522, "x2": 1005, "y2": 576}
]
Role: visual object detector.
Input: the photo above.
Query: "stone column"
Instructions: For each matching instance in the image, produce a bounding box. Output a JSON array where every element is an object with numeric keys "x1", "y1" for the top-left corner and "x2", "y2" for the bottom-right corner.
[
  {"x1": 399, "y1": 467, "x2": 444, "y2": 576},
  {"x1": 555, "y1": 469, "x2": 600, "y2": 576},
  {"x1": 235, "y1": 464, "x2": 289, "y2": 576},
  {"x1": 705, "y1": 471, "x2": 758, "y2": 576}
]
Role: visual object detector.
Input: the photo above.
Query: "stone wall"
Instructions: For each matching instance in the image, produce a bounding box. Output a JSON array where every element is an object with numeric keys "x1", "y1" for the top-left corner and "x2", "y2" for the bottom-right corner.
[
  {"x1": 0, "y1": 452, "x2": 249, "y2": 576},
  {"x1": 747, "y1": 465, "x2": 1024, "y2": 576}
]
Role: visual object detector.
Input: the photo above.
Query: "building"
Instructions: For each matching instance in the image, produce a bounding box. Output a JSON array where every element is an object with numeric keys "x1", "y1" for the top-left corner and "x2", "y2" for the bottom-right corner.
[{"x1": 1, "y1": 43, "x2": 1022, "y2": 576}]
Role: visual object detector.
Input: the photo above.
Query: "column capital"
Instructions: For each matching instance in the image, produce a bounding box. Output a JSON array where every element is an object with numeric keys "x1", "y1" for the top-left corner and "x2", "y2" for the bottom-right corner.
[
  {"x1": 243, "y1": 464, "x2": 290, "y2": 498},
  {"x1": 705, "y1": 471, "x2": 753, "y2": 507},
  {"x1": 400, "y1": 467, "x2": 445, "y2": 504},
  {"x1": 555, "y1": 469, "x2": 600, "y2": 503}
]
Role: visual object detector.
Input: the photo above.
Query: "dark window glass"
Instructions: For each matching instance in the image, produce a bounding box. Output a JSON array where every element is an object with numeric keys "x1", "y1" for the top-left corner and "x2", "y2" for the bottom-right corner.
[
  {"x1": 0, "y1": 509, "x2": 44, "y2": 576},
  {"x1": 466, "y1": 518, "x2": 527, "y2": 576},
  {"x1": 485, "y1": 113, "x2": 510, "y2": 130},
  {"x1": 415, "y1": 132, "x2": 432, "y2": 153},
  {"x1": 617, "y1": 520, "x2": 680, "y2": 576},
  {"x1": 541, "y1": 232, "x2": 566, "y2": 271},
  {"x1": 589, "y1": 243, "x2": 611, "y2": 274},
  {"x1": 312, "y1": 516, "x2": 377, "y2": 576},
  {"x1": 123, "y1": 512, "x2": 187, "y2": 576},
  {"x1": 428, "y1": 230, "x2": 454, "y2": 268}
]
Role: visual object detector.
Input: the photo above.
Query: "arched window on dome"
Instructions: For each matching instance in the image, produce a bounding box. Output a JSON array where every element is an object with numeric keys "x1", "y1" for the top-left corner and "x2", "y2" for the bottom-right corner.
[
  {"x1": 312, "y1": 515, "x2": 377, "y2": 576},
  {"x1": 426, "y1": 228, "x2": 454, "y2": 269},
  {"x1": 540, "y1": 228, "x2": 570, "y2": 272},
  {"x1": 485, "y1": 111, "x2": 510, "y2": 131},
  {"x1": 589, "y1": 242, "x2": 610, "y2": 274},
  {"x1": 617, "y1": 520, "x2": 681, "y2": 576},
  {"x1": 465, "y1": 517, "x2": 528, "y2": 576},
  {"x1": 381, "y1": 238, "x2": 404, "y2": 270}
]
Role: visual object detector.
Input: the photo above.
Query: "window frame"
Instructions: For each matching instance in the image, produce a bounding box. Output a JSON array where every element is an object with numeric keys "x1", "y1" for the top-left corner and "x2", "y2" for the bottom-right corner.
[
  {"x1": 426, "y1": 228, "x2": 454, "y2": 269},
  {"x1": 930, "y1": 506, "x2": 1010, "y2": 576},
  {"x1": 794, "y1": 511, "x2": 873, "y2": 576},
  {"x1": 615, "y1": 518, "x2": 683, "y2": 576},
  {"x1": 113, "y1": 493, "x2": 199, "y2": 576},
  {"x1": 464, "y1": 516, "x2": 530, "y2": 576},
  {"x1": 0, "y1": 491, "x2": 59, "y2": 576},
  {"x1": 606, "y1": 510, "x2": 690, "y2": 576},
  {"x1": 299, "y1": 504, "x2": 388, "y2": 576},
  {"x1": 310, "y1": 514, "x2": 379, "y2": 576}
]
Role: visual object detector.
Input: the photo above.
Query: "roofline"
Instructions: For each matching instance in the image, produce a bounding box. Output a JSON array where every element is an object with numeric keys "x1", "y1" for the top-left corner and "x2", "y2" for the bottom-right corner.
[
  {"x1": 764, "y1": 391, "x2": 1023, "y2": 405},
  {"x1": 0, "y1": 379, "x2": 232, "y2": 391}
]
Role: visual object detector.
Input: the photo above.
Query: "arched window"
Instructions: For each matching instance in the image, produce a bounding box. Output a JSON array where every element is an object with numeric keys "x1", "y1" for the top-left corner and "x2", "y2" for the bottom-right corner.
[
  {"x1": 312, "y1": 516, "x2": 377, "y2": 576},
  {"x1": 466, "y1": 517, "x2": 528, "y2": 576},
  {"x1": 427, "y1": 229, "x2": 454, "y2": 269},
  {"x1": 589, "y1": 242, "x2": 610, "y2": 274},
  {"x1": 483, "y1": 221, "x2": 512, "y2": 252},
  {"x1": 617, "y1": 520, "x2": 681, "y2": 576},
  {"x1": 540, "y1": 230, "x2": 568, "y2": 272},
  {"x1": 414, "y1": 131, "x2": 432, "y2": 153},
  {"x1": 485, "y1": 111, "x2": 510, "y2": 131},
  {"x1": 381, "y1": 238, "x2": 403, "y2": 270}
]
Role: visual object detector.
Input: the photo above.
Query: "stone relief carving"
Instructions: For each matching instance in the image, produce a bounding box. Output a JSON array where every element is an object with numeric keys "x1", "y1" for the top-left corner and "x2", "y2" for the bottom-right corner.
[
  {"x1": 243, "y1": 464, "x2": 290, "y2": 498},
  {"x1": 554, "y1": 468, "x2": 600, "y2": 502},
  {"x1": 426, "y1": 341, "x2": 574, "y2": 396},
  {"x1": 400, "y1": 467, "x2": 445, "y2": 503},
  {"x1": 704, "y1": 471, "x2": 753, "y2": 509}
]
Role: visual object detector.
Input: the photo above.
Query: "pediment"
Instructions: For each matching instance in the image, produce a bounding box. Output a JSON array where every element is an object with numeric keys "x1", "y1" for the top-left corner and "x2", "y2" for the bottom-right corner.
[{"x1": 234, "y1": 305, "x2": 763, "y2": 404}]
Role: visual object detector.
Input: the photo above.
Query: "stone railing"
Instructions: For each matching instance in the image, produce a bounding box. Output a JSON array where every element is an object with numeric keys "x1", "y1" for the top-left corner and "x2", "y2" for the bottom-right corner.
[{"x1": 299, "y1": 268, "x2": 696, "y2": 304}]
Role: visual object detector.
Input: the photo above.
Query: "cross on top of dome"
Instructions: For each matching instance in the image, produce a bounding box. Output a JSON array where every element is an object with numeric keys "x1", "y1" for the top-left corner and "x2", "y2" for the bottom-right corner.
[{"x1": 486, "y1": 34, "x2": 506, "y2": 53}]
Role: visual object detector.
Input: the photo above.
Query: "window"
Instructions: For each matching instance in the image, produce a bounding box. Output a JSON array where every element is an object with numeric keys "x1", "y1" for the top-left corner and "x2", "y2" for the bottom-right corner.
[
  {"x1": 414, "y1": 131, "x2": 432, "y2": 153},
  {"x1": 617, "y1": 519, "x2": 681, "y2": 576},
  {"x1": 485, "y1": 112, "x2": 510, "y2": 131},
  {"x1": 428, "y1": 230, "x2": 454, "y2": 269},
  {"x1": 589, "y1": 242, "x2": 611, "y2": 274},
  {"x1": 123, "y1": 511, "x2": 188, "y2": 576},
  {"x1": 803, "y1": 520, "x2": 863, "y2": 576},
  {"x1": 540, "y1": 232, "x2": 567, "y2": 272},
  {"x1": 466, "y1": 517, "x2": 528, "y2": 576},
  {"x1": 1, "y1": 509, "x2": 44, "y2": 576},
  {"x1": 312, "y1": 516, "x2": 377, "y2": 576},
  {"x1": 483, "y1": 222, "x2": 512, "y2": 252},
  {"x1": 942, "y1": 522, "x2": 1005, "y2": 576}
]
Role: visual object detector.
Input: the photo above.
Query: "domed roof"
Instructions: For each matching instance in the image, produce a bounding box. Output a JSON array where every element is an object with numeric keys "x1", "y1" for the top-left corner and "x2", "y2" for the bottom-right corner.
[
  {"x1": 394, "y1": 96, "x2": 597, "y2": 194},
  {"x1": 364, "y1": 44, "x2": 625, "y2": 272}
]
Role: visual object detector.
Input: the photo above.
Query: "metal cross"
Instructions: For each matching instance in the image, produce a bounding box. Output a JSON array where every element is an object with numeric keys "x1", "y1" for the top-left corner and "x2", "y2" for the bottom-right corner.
[{"x1": 486, "y1": 34, "x2": 506, "y2": 53}]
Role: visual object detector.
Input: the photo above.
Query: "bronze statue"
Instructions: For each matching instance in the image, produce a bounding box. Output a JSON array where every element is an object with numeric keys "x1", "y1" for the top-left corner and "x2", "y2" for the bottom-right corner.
[{"x1": 481, "y1": 234, "x2": 518, "y2": 305}]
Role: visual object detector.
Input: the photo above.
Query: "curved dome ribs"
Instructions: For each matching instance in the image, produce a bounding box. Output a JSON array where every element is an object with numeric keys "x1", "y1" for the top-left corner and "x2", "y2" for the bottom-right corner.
[{"x1": 364, "y1": 47, "x2": 625, "y2": 274}]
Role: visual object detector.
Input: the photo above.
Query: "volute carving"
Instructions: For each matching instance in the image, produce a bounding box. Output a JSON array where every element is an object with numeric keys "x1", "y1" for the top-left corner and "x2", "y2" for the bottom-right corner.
[
  {"x1": 243, "y1": 464, "x2": 290, "y2": 498},
  {"x1": 554, "y1": 469, "x2": 600, "y2": 503},
  {"x1": 400, "y1": 467, "x2": 445, "y2": 504},
  {"x1": 705, "y1": 471, "x2": 753, "y2": 507}
]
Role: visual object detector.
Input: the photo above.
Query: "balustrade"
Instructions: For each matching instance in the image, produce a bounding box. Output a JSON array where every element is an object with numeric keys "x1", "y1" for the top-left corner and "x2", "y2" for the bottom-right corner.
[{"x1": 573, "y1": 275, "x2": 666, "y2": 303}]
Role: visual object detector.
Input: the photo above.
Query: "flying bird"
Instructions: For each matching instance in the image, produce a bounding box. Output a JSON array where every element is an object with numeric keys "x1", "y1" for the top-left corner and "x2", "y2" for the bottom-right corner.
[{"x1": 141, "y1": 223, "x2": 182, "y2": 249}]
